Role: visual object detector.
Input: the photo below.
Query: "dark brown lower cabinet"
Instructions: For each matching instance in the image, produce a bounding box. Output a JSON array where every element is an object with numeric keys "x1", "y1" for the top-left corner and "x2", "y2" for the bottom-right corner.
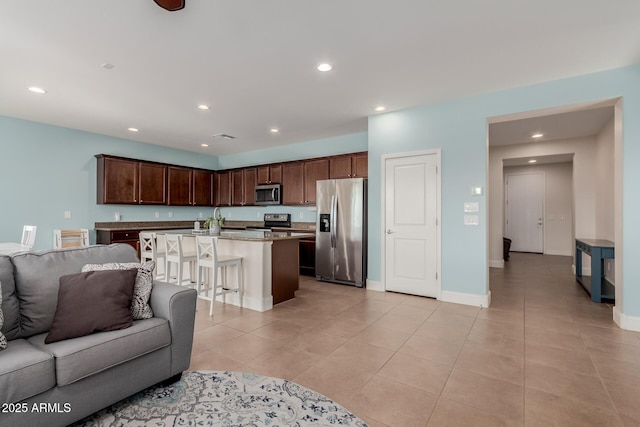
[{"x1": 96, "y1": 230, "x2": 140, "y2": 258}]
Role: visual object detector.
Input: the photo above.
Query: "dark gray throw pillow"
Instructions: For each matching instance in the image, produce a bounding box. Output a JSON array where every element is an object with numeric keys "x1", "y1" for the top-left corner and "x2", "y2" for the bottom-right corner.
[
  {"x1": 45, "y1": 269, "x2": 137, "y2": 344},
  {"x1": 81, "y1": 261, "x2": 155, "y2": 320}
]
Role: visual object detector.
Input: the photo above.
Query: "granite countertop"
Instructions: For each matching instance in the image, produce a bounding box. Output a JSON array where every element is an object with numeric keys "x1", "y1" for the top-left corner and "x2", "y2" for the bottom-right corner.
[
  {"x1": 95, "y1": 220, "x2": 316, "y2": 232},
  {"x1": 156, "y1": 228, "x2": 314, "y2": 242}
]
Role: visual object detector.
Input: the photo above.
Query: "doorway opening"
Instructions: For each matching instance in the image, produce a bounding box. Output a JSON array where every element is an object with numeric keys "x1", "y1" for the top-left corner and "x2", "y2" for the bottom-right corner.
[{"x1": 487, "y1": 98, "x2": 621, "y2": 314}]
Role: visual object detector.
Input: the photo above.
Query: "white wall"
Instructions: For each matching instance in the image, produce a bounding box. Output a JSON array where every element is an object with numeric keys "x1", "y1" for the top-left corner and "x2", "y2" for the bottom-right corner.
[
  {"x1": 595, "y1": 117, "x2": 615, "y2": 282},
  {"x1": 504, "y1": 162, "x2": 573, "y2": 256},
  {"x1": 489, "y1": 136, "x2": 596, "y2": 267}
]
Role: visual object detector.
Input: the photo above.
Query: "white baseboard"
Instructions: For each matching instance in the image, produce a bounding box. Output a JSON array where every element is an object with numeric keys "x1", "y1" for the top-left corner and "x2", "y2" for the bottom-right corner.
[
  {"x1": 439, "y1": 290, "x2": 491, "y2": 309},
  {"x1": 613, "y1": 307, "x2": 640, "y2": 332},
  {"x1": 489, "y1": 260, "x2": 504, "y2": 268},
  {"x1": 366, "y1": 279, "x2": 384, "y2": 292},
  {"x1": 544, "y1": 249, "x2": 572, "y2": 256},
  {"x1": 214, "y1": 293, "x2": 273, "y2": 312}
]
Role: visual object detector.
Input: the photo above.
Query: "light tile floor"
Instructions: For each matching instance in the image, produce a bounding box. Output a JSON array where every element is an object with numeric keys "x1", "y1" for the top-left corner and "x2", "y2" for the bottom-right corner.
[{"x1": 189, "y1": 253, "x2": 640, "y2": 426}]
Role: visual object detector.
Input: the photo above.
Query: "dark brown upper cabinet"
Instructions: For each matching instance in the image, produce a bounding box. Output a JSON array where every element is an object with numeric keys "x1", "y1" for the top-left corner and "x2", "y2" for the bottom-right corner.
[
  {"x1": 192, "y1": 170, "x2": 213, "y2": 206},
  {"x1": 97, "y1": 155, "x2": 166, "y2": 205},
  {"x1": 303, "y1": 158, "x2": 329, "y2": 205},
  {"x1": 257, "y1": 164, "x2": 282, "y2": 184},
  {"x1": 214, "y1": 171, "x2": 232, "y2": 207},
  {"x1": 168, "y1": 166, "x2": 213, "y2": 206},
  {"x1": 230, "y1": 168, "x2": 258, "y2": 206},
  {"x1": 282, "y1": 158, "x2": 328, "y2": 206},
  {"x1": 329, "y1": 152, "x2": 368, "y2": 179}
]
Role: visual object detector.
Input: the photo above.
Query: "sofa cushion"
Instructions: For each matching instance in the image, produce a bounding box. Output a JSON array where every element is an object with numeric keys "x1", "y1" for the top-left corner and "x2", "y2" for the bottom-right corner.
[
  {"x1": 82, "y1": 261, "x2": 155, "y2": 320},
  {"x1": 0, "y1": 281, "x2": 6, "y2": 350},
  {"x1": 0, "y1": 338, "x2": 55, "y2": 403},
  {"x1": 29, "y1": 317, "x2": 170, "y2": 386},
  {"x1": 0, "y1": 255, "x2": 20, "y2": 340},
  {"x1": 45, "y1": 269, "x2": 138, "y2": 344},
  {"x1": 11, "y1": 244, "x2": 139, "y2": 338}
]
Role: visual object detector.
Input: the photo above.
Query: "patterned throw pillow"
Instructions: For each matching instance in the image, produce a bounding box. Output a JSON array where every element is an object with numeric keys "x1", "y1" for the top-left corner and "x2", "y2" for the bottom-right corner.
[
  {"x1": 1, "y1": 281, "x2": 7, "y2": 350},
  {"x1": 81, "y1": 261, "x2": 155, "y2": 320}
]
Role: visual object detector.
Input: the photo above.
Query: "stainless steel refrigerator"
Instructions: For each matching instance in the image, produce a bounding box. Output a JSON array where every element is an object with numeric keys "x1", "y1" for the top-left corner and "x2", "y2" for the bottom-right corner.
[{"x1": 315, "y1": 178, "x2": 367, "y2": 287}]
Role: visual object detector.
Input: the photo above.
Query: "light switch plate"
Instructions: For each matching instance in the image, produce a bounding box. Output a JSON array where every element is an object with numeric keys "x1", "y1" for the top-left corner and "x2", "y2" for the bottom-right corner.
[
  {"x1": 464, "y1": 202, "x2": 479, "y2": 212},
  {"x1": 64, "y1": 210, "x2": 72, "y2": 219},
  {"x1": 464, "y1": 215, "x2": 479, "y2": 225},
  {"x1": 471, "y1": 186, "x2": 483, "y2": 196}
]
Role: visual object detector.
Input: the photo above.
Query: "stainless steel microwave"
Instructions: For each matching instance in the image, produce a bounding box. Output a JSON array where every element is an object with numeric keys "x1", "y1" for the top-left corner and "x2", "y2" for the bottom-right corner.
[{"x1": 255, "y1": 184, "x2": 282, "y2": 205}]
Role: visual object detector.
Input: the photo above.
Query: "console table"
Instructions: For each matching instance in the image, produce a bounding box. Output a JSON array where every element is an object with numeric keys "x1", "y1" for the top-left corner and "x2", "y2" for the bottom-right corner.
[{"x1": 575, "y1": 238, "x2": 615, "y2": 303}]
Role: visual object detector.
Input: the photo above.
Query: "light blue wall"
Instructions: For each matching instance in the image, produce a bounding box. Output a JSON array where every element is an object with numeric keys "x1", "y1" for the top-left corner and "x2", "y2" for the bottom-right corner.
[
  {"x1": 216, "y1": 132, "x2": 368, "y2": 223},
  {"x1": 0, "y1": 116, "x2": 218, "y2": 250},
  {"x1": 368, "y1": 64, "x2": 640, "y2": 317}
]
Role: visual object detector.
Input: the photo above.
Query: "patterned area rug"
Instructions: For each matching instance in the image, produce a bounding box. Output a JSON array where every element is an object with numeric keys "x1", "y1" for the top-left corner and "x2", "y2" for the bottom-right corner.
[{"x1": 74, "y1": 370, "x2": 368, "y2": 426}]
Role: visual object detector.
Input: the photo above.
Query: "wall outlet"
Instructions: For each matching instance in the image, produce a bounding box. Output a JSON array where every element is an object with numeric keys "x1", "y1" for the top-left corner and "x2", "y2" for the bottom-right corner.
[
  {"x1": 114, "y1": 211, "x2": 120, "y2": 221},
  {"x1": 64, "y1": 210, "x2": 72, "y2": 219},
  {"x1": 154, "y1": 212, "x2": 160, "y2": 218},
  {"x1": 299, "y1": 212, "x2": 304, "y2": 219},
  {"x1": 257, "y1": 211, "x2": 262, "y2": 219},
  {"x1": 199, "y1": 212, "x2": 203, "y2": 218},
  {"x1": 168, "y1": 212, "x2": 173, "y2": 218}
]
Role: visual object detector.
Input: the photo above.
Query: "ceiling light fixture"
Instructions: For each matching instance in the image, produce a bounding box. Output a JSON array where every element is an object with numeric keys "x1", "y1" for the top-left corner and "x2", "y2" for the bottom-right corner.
[
  {"x1": 375, "y1": 106, "x2": 386, "y2": 112},
  {"x1": 317, "y1": 63, "x2": 333, "y2": 72},
  {"x1": 128, "y1": 127, "x2": 139, "y2": 132},
  {"x1": 528, "y1": 159, "x2": 537, "y2": 163},
  {"x1": 28, "y1": 86, "x2": 47, "y2": 94},
  {"x1": 532, "y1": 133, "x2": 544, "y2": 138},
  {"x1": 270, "y1": 128, "x2": 279, "y2": 133},
  {"x1": 101, "y1": 62, "x2": 114, "y2": 70},
  {"x1": 201, "y1": 143, "x2": 209, "y2": 147},
  {"x1": 196, "y1": 104, "x2": 210, "y2": 110}
]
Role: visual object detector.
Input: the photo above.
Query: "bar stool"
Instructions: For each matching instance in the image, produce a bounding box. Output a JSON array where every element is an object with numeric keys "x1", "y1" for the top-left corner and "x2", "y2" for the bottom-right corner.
[
  {"x1": 165, "y1": 234, "x2": 197, "y2": 286},
  {"x1": 139, "y1": 232, "x2": 166, "y2": 280},
  {"x1": 195, "y1": 235, "x2": 243, "y2": 316}
]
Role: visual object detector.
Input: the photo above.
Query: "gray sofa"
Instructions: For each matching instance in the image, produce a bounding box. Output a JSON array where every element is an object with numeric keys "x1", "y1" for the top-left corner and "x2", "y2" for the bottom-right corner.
[{"x1": 0, "y1": 244, "x2": 197, "y2": 427}]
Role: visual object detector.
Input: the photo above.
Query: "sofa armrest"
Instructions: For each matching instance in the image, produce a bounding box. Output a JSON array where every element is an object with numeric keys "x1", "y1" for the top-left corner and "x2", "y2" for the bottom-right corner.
[{"x1": 149, "y1": 280, "x2": 197, "y2": 376}]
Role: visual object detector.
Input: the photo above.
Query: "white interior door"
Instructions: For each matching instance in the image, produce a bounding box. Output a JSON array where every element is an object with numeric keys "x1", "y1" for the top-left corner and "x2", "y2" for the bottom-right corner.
[
  {"x1": 384, "y1": 153, "x2": 439, "y2": 297},
  {"x1": 505, "y1": 172, "x2": 544, "y2": 253}
]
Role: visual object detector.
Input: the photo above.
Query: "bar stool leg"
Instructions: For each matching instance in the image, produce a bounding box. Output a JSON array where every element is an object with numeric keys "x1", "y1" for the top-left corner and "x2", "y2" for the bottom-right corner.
[{"x1": 237, "y1": 260, "x2": 243, "y2": 308}]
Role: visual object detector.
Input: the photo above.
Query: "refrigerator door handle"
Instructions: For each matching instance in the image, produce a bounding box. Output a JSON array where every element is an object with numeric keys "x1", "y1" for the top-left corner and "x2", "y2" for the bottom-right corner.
[{"x1": 331, "y1": 195, "x2": 337, "y2": 248}]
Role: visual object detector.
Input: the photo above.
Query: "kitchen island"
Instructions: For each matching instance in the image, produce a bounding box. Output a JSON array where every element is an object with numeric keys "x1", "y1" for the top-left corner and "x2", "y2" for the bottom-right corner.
[{"x1": 157, "y1": 229, "x2": 313, "y2": 311}]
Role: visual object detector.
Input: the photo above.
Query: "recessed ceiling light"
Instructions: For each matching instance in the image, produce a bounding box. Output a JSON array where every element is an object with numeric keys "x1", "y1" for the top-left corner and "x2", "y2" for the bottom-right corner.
[
  {"x1": 528, "y1": 159, "x2": 537, "y2": 163},
  {"x1": 197, "y1": 104, "x2": 210, "y2": 110},
  {"x1": 28, "y1": 87, "x2": 47, "y2": 94},
  {"x1": 317, "y1": 63, "x2": 333, "y2": 72},
  {"x1": 270, "y1": 128, "x2": 279, "y2": 133},
  {"x1": 532, "y1": 133, "x2": 544, "y2": 138},
  {"x1": 375, "y1": 106, "x2": 386, "y2": 112},
  {"x1": 101, "y1": 62, "x2": 114, "y2": 70},
  {"x1": 128, "y1": 127, "x2": 139, "y2": 132},
  {"x1": 201, "y1": 143, "x2": 209, "y2": 147}
]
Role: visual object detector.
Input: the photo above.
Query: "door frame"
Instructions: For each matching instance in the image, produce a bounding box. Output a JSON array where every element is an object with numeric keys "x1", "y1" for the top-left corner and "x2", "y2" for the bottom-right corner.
[
  {"x1": 504, "y1": 171, "x2": 545, "y2": 253},
  {"x1": 381, "y1": 149, "x2": 441, "y2": 296}
]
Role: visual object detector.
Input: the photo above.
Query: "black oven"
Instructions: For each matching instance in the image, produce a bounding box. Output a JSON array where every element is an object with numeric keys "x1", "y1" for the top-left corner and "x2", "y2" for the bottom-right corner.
[{"x1": 255, "y1": 184, "x2": 282, "y2": 205}]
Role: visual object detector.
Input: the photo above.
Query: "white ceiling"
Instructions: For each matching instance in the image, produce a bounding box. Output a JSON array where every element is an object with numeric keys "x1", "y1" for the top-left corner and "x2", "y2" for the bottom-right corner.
[{"x1": 1, "y1": 1, "x2": 639, "y2": 156}]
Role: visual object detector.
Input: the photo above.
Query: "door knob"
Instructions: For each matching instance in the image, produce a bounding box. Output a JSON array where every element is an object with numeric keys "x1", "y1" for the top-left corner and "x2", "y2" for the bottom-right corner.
[{"x1": 387, "y1": 229, "x2": 394, "y2": 234}]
